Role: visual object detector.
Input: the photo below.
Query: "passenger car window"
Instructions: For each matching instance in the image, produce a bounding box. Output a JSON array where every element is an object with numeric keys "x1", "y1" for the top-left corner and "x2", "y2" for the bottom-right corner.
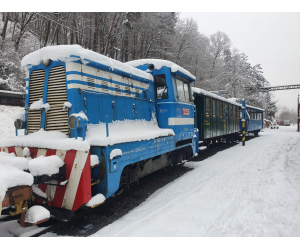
[
  {"x1": 225, "y1": 104, "x2": 228, "y2": 118},
  {"x1": 213, "y1": 100, "x2": 216, "y2": 117},
  {"x1": 220, "y1": 102, "x2": 223, "y2": 118},
  {"x1": 154, "y1": 74, "x2": 168, "y2": 100},
  {"x1": 206, "y1": 98, "x2": 210, "y2": 117}
]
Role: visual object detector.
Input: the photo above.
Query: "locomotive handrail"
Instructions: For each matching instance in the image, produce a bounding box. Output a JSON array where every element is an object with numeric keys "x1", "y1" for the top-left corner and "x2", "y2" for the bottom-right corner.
[
  {"x1": 80, "y1": 88, "x2": 155, "y2": 103},
  {"x1": 74, "y1": 116, "x2": 87, "y2": 140}
]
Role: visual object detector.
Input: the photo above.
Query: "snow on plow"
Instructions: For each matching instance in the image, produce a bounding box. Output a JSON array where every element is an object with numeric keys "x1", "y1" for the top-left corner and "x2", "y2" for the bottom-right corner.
[{"x1": 0, "y1": 148, "x2": 67, "y2": 227}]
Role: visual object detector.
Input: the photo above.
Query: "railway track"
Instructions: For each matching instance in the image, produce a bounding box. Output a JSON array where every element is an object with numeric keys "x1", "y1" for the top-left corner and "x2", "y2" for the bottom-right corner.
[
  {"x1": 35, "y1": 140, "x2": 243, "y2": 237},
  {"x1": 1, "y1": 138, "x2": 252, "y2": 237}
]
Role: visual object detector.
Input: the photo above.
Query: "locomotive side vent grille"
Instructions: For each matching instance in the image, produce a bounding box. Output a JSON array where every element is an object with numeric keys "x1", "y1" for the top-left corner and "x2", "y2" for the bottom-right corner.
[
  {"x1": 27, "y1": 69, "x2": 45, "y2": 134},
  {"x1": 87, "y1": 76, "x2": 95, "y2": 87},
  {"x1": 115, "y1": 84, "x2": 121, "y2": 94},
  {"x1": 45, "y1": 65, "x2": 69, "y2": 135},
  {"x1": 125, "y1": 86, "x2": 130, "y2": 95},
  {"x1": 101, "y1": 80, "x2": 108, "y2": 91}
]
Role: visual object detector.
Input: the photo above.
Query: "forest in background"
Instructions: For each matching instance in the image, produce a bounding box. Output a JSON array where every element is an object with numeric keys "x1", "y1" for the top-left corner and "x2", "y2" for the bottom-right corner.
[{"x1": 0, "y1": 12, "x2": 277, "y2": 120}]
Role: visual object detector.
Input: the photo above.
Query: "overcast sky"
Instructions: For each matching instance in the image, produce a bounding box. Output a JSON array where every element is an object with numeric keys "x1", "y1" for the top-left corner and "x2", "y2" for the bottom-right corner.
[{"x1": 180, "y1": 12, "x2": 300, "y2": 113}]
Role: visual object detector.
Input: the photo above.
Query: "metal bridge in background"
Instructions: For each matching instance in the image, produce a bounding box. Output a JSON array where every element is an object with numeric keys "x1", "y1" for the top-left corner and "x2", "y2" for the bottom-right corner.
[{"x1": 257, "y1": 84, "x2": 300, "y2": 92}]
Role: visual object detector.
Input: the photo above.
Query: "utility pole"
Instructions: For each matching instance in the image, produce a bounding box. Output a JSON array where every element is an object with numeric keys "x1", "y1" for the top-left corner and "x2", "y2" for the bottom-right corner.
[{"x1": 297, "y1": 94, "x2": 300, "y2": 132}]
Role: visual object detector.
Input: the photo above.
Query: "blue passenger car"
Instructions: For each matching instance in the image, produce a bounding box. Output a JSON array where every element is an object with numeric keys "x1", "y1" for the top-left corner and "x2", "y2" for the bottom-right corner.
[{"x1": 241, "y1": 101, "x2": 264, "y2": 137}]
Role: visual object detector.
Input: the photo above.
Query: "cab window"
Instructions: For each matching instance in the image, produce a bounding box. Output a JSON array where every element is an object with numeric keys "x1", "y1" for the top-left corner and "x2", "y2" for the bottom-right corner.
[
  {"x1": 176, "y1": 76, "x2": 191, "y2": 102},
  {"x1": 154, "y1": 74, "x2": 168, "y2": 100}
]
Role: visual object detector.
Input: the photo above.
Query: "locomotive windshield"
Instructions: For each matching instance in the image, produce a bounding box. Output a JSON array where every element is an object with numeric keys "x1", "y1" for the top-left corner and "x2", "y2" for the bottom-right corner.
[{"x1": 175, "y1": 76, "x2": 192, "y2": 103}]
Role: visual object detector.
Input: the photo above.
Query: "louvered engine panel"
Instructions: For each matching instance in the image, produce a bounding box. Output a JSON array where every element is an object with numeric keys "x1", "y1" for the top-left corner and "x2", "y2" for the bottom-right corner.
[
  {"x1": 45, "y1": 66, "x2": 69, "y2": 135},
  {"x1": 27, "y1": 69, "x2": 45, "y2": 134}
]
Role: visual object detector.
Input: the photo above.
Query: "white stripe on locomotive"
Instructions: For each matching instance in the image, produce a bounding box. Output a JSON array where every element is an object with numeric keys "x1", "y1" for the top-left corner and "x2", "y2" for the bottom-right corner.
[
  {"x1": 65, "y1": 62, "x2": 149, "y2": 97},
  {"x1": 62, "y1": 150, "x2": 89, "y2": 210},
  {"x1": 168, "y1": 117, "x2": 194, "y2": 126},
  {"x1": 45, "y1": 149, "x2": 68, "y2": 201}
]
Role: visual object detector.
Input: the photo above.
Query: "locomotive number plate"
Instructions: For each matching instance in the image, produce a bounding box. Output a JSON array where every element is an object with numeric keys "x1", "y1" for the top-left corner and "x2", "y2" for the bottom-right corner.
[{"x1": 182, "y1": 108, "x2": 189, "y2": 116}]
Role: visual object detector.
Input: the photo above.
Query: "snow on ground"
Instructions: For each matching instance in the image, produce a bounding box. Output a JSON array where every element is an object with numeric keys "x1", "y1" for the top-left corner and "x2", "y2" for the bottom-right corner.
[
  {"x1": 0, "y1": 105, "x2": 24, "y2": 138},
  {"x1": 1, "y1": 103, "x2": 300, "y2": 237},
  {"x1": 91, "y1": 126, "x2": 300, "y2": 237}
]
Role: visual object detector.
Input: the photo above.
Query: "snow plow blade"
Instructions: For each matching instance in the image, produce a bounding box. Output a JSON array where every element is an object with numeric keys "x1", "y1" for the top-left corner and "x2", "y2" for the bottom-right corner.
[{"x1": 1, "y1": 185, "x2": 32, "y2": 215}]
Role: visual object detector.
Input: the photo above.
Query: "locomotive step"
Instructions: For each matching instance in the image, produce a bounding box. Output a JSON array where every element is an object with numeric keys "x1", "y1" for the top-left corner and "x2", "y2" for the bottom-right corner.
[{"x1": 91, "y1": 180, "x2": 100, "y2": 186}]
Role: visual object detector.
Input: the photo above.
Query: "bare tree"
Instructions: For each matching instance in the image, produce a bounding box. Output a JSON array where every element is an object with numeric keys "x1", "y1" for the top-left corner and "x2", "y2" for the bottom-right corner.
[
  {"x1": 209, "y1": 31, "x2": 231, "y2": 79},
  {"x1": 13, "y1": 12, "x2": 35, "y2": 51}
]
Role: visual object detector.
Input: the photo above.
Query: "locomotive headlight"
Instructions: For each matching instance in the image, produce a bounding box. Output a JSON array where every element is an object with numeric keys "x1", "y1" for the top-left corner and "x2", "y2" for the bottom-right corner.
[
  {"x1": 14, "y1": 119, "x2": 25, "y2": 129},
  {"x1": 68, "y1": 115, "x2": 80, "y2": 129},
  {"x1": 41, "y1": 59, "x2": 51, "y2": 67}
]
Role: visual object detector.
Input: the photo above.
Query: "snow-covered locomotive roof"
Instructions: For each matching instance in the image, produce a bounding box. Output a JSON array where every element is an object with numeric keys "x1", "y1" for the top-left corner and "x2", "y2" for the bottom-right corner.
[
  {"x1": 126, "y1": 59, "x2": 196, "y2": 81},
  {"x1": 21, "y1": 45, "x2": 153, "y2": 82}
]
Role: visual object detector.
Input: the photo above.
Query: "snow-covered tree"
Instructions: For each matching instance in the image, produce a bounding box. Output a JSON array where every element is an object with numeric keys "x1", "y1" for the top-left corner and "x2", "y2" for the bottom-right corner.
[
  {"x1": 262, "y1": 92, "x2": 278, "y2": 120},
  {"x1": 0, "y1": 12, "x2": 277, "y2": 109}
]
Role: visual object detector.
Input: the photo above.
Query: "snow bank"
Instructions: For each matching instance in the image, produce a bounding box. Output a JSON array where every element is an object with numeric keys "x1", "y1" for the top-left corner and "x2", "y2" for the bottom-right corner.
[
  {"x1": 0, "y1": 105, "x2": 24, "y2": 138},
  {"x1": 21, "y1": 45, "x2": 153, "y2": 81},
  {"x1": 23, "y1": 147, "x2": 31, "y2": 158},
  {"x1": 109, "y1": 149, "x2": 122, "y2": 160},
  {"x1": 25, "y1": 205, "x2": 50, "y2": 224},
  {"x1": 63, "y1": 102, "x2": 72, "y2": 109},
  {"x1": 0, "y1": 220, "x2": 46, "y2": 237},
  {"x1": 86, "y1": 118, "x2": 174, "y2": 147},
  {"x1": 126, "y1": 59, "x2": 196, "y2": 81},
  {"x1": 28, "y1": 155, "x2": 64, "y2": 176},
  {"x1": 90, "y1": 155, "x2": 99, "y2": 166},
  {"x1": 0, "y1": 161, "x2": 33, "y2": 201},
  {"x1": 0, "y1": 151, "x2": 64, "y2": 202},
  {"x1": 32, "y1": 186, "x2": 47, "y2": 199},
  {"x1": 71, "y1": 111, "x2": 88, "y2": 121},
  {"x1": 0, "y1": 152, "x2": 29, "y2": 171},
  {"x1": 14, "y1": 111, "x2": 25, "y2": 122},
  {"x1": 85, "y1": 194, "x2": 106, "y2": 207},
  {"x1": 0, "y1": 129, "x2": 90, "y2": 151},
  {"x1": 29, "y1": 99, "x2": 50, "y2": 112}
]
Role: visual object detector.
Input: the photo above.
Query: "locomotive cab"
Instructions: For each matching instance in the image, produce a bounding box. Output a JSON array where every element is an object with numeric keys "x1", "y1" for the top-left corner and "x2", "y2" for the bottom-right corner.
[{"x1": 126, "y1": 59, "x2": 199, "y2": 156}]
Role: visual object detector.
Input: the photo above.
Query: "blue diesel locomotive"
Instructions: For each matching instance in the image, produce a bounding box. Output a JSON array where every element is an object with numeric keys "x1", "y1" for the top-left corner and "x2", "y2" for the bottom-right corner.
[
  {"x1": 0, "y1": 45, "x2": 198, "y2": 220},
  {"x1": 0, "y1": 45, "x2": 263, "y2": 224}
]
